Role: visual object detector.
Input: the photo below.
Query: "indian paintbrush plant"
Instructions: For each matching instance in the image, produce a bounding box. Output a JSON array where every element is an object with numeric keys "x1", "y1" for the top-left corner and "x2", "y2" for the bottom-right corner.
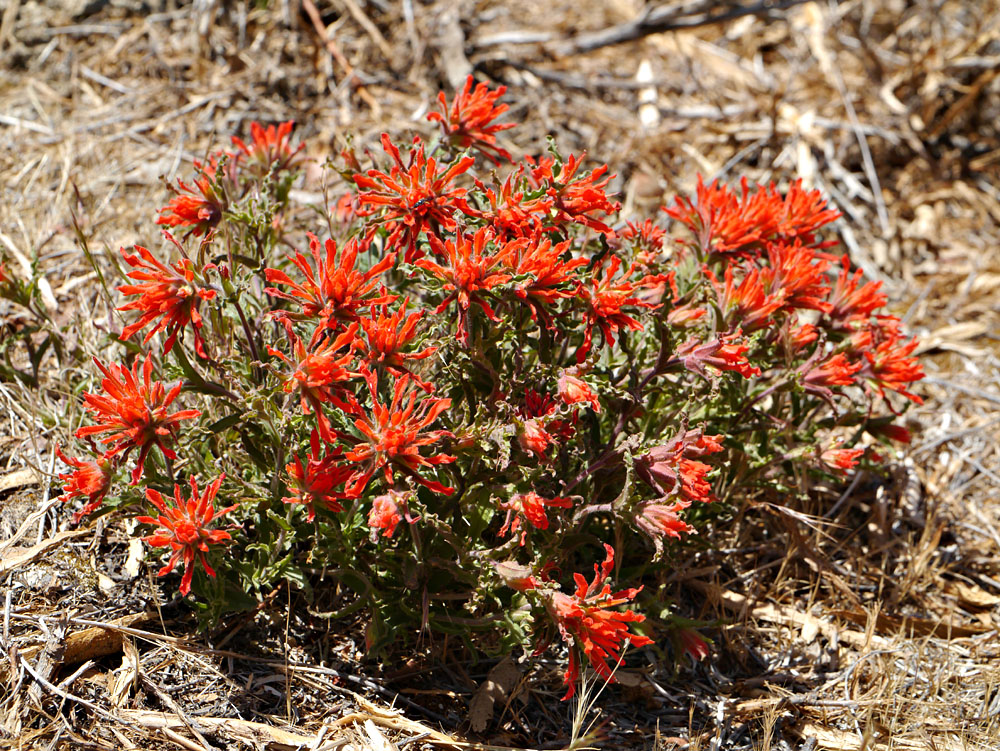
[{"x1": 49, "y1": 78, "x2": 923, "y2": 700}]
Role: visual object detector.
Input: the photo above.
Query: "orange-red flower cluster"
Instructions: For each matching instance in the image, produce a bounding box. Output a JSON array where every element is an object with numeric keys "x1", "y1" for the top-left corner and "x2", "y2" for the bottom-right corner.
[
  {"x1": 344, "y1": 373, "x2": 455, "y2": 497},
  {"x1": 428, "y1": 76, "x2": 515, "y2": 164},
  {"x1": 76, "y1": 354, "x2": 200, "y2": 484},
  {"x1": 665, "y1": 176, "x2": 840, "y2": 257},
  {"x1": 265, "y1": 234, "x2": 396, "y2": 341},
  {"x1": 546, "y1": 544, "x2": 652, "y2": 699},
  {"x1": 354, "y1": 134, "x2": 474, "y2": 262},
  {"x1": 137, "y1": 474, "x2": 236, "y2": 596},
  {"x1": 118, "y1": 237, "x2": 217, "y2": 358}
]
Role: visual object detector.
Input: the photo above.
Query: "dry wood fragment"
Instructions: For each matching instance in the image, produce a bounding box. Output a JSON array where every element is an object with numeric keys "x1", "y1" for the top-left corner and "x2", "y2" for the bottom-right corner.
[
  {"x1": 122, "y1": 710, "x2": 318, "y2": 750},
  {"x1": 0, "y1": 529, "x2": 85, "y2": 575},
  {"x1": 468, "y1": 656, "x2": 519, "y2": 733}
]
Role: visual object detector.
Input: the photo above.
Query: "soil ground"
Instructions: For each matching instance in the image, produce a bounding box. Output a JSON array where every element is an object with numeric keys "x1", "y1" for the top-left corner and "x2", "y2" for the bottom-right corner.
[{"x1": 2, "y1": 1, "x2": 1000, "y2": 749}]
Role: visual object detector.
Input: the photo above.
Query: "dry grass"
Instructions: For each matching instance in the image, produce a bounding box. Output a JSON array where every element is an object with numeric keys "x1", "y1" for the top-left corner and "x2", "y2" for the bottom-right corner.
[{"x1": 2, "y1": 0, "x2": 1000, "y2": 749}]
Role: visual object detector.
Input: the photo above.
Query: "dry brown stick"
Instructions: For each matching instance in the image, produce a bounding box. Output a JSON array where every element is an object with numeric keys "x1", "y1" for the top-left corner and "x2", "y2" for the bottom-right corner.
[
  {"x1": 545, "y1": 0, "x2": 813, "y2": 57},
  {"x1": 15, "y1": 647, "x2": 126, "y2": 725},
  {"x1": 300, "y1": 0, "x2": 380, "y2": 112},
  {"x1": 140, "y1": 675, "x2": 214, "y2": 751},
  {"x1": 336, "y1": 0, "x2": 393, "y2": 60}
]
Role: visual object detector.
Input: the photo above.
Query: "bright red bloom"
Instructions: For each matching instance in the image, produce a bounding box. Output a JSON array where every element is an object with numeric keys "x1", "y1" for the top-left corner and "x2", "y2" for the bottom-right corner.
[
  {"x1": 635, "y1": 428, "x2": 723, "y2": 504},
  {"x1": 803, "y1": 352, "x2": 861, "y2": 392},
  {"x1": 55, "y1": 445, "x2": 112, "y2": 523},
  {"x1": 498, "y1": 491, "x2": 573, "y2": 545},
  {"x1": 820, "y1": 446, "x2": 865, "y2": 473},
  {"x1": 787, "y1": 321, "x2": 819, "y2": 350},
  {"x1": 474, "y1": 168, "x2": 552, "y2": 239},
  {"x1": 156, "y1": 167, "x2": 226, "y2": 237},
  {"x1": 711, "y1": 265, "x2": 785, "y2": 333},
  {"x1": 764, "y1": 240, "x2": 832, "y2": 313},
  {"x1": 826, "y1": 256, "x2": 887, "y2": 325},
  {"x1": 344, "y1": 372, "x2": 455, "y2": 497},
  {"x1": 427, "y1": 75, "x2": 515, "y2": 164},
  {"x1": 118, "y1": 236, "x2": 217, "y2": 358},
  {"x1": 137, "y1": 474, "x2": 236, "y2": 597},
  {"x1": 528, "y1": 154, "x2": 619, "y2": 235},
  {"x1": 674, "y1": 333, "x2": 761, "y2": 379},
  {"x1": 358, "y1": 299, "x2": 438, "y2": 391},
  {"x1": 678, "y1": 628, "x2": 710, "y2": 661},
  {"x1": 265, "y1": 234, "x2": 396, "y2": 341},
  {"x1": 557, "y1": 373, "x2": 601, "y2": 413},
  {"x1": 620, "y1": 219, "x2": 667, "y2": 263},
  {"x1": 577, "y1": 256, "x2": 661, "y2": 364},
  {"x1": 518, "y1": 418, "x2": 553, "y2": 458},
  {"x1": 368, "y1": 489, "x2": 415, "y2": 540},
  {"x1": 510, "y1": 235, "x2": 587, "y2": 324},
  {"x1": 517, "y1": 388, "x2": 576, "y2": 447},
  {"x1": 860, "y1": 331, "x2": 924, "y2": 405},
  {"x1": 76, "y1": 354, "x2": 200, "y2": 484},
  {"x1": 666, "y1": 304, "x2": 707, "y2": 328},
  {"x1": 354, "y1": 134, "x2": 474, "y2": 262},
  {"x1": 283, "y1": 430, "x2": 354, "y2": 521},
  {"x1": 268, "y1": 323, "x2": 360, "y2": 443},
  {"x1": 416, "y1": 227, "x2": 515, "y2": 346},
  {"x1": 635, "y1": 500, "x2": 693, "y2": 556},
  {"x1": 547, "y1": 544, "x2": 652, "y2": 699},
  {"x1": 664, "y1": 177, "x2": 840, "y2": 257},
  {"x1": 231, "y1": 120, "x2": 303, "y2": 171}
]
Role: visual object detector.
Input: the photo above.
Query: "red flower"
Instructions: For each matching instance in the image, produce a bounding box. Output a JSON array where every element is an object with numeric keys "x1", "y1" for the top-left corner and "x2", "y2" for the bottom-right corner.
[
  {"x1": 635, "y1": 500, "x2": 693, "y2": 552},
  {"x1": 55, "y1": 445, "x2": 112, "y2": 523},
  {"x1": 764, "y1": 241, "x2": 832, "y2": 313},
  {"x1": 137, "y1": 474, "x2": 236, "y2": 596},
  {"x1": 416, "y1": 227, "x2": 515, "y2": 346},
  {"x1": 283, "y1": 430, "x2": 354, "y2": 521},
  {"x1": 547, "y1": 544, "x2": 652, "y2": 699},
  {"x1": 557, "y1": 373, "x2": 601, "y2": 413},
  {"x1": 427, "y1": 75, "x2": 514, "y2": 164},
  {"x1": 620, "y1": 219, "x2": 667, "y2": 262},
  {"x1": 268, "y1": 323, "x2": 360, "y2": 443},
  {"x1": 474, "y1": 168, "x2": 552, "y2": 238},
  {"x1": 678, "y1": 628, "x2": 710, "y2": 661},
  {"x1": 156, "y1": 166, "x2": 226, "y2": 237},
  {"x1": 664, "y1": 177, "x2": 770, "y2": 256},
  {"x1": 665, "y1": 177, "x2": 840, "y2": 257},
  {"x1": 117, "y1": 236, "x2": 217, "y2": 358},
  {"x1": 76, "y1": 354, "x2": 200, "y2": 484},
  {"x1": 674, "y1": 333, "x2": 761, "y2": 379},
  {"x1": 369, "y1": 489, "x2": 415, "y2": 540},
  {"x1": 710, "y1": 265, "x2": 785, "y2": 333},
  {"x1": 498, "y1": 491, "x2": 573, "y2": 545},
  {"x1": 231, "y1": 120, "x2": 303, "y2": 171},
  {"x1": 358, "y1": 299, "x2": 438, "y2": 391},
  {"x1": 802, "y1": 352, "x2": 861, "y2": 395},
  {"x1": 577, "y1": 256, "x2": 660, "y2": 364},
  {"x1": 518, "y1": 418, "x2": 553, "y2": 458},
  {"x1": 635, "y1": 429, "x2": 723, "y2": 504},
  {"x1": 344, "y1": 372, "x2": 455, "y2": 497},
  {"x1": 819, "y1": 446, "x2": 864, "y2": 473},
  {"x1": 666, "y1": 304, "x2": 707, "y2": 328},
  {"x1": 826, "y1": 256, "x2": 887, "y2": 325},
  {"x1": 354, "y1": 134, "x2": 474, "y2": 262},
  {"x1": 859, "y1": 330, "x2": 924, "y2": 405},
  {"x1": 511, "y1": 235, "x2": 587, "y2": 324},
  {"x1": 265, "y1": 234, "x2": 396, "y2": 340},
  {"x1": 786, "y1": 321, "x2": 819, "y2": 350},
  {"x1": 529, "y1": 154, "x2": 620, "y2": 235}
]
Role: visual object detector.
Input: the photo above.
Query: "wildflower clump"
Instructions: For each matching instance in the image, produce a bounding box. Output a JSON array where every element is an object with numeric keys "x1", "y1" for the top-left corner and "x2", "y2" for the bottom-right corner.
[{"x1": 58, "y1": 78, "x2": 923, "y2": 698}]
